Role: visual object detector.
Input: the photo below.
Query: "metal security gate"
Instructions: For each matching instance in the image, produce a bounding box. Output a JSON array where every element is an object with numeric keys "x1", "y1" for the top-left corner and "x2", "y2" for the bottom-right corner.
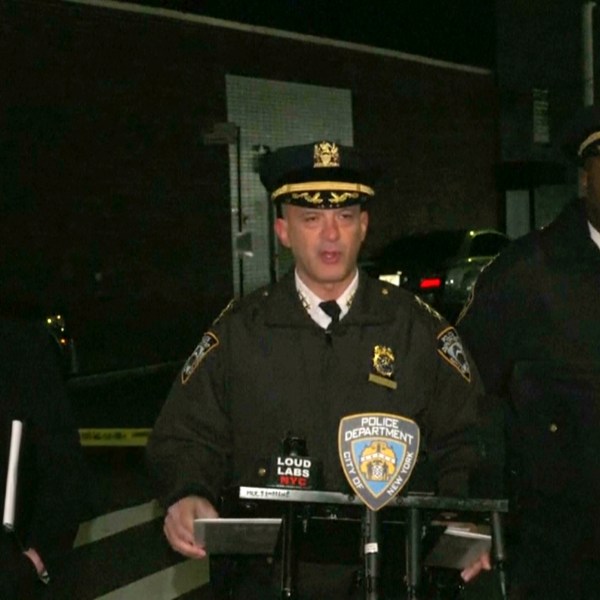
[{"x1": 226, "y1": 75, "x2": 353, "y2": 296}]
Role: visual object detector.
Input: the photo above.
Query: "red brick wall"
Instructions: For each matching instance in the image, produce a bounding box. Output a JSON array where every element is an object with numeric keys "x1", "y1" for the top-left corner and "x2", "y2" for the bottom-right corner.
[{"x1": 1, "y1": 1, "x2": 500, "y2": 370}]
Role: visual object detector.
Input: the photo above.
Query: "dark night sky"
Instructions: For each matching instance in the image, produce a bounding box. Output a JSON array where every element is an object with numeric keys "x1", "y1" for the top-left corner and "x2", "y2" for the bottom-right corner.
[{"x1": 123, "y1": 1, "x2": 497, "y2": 68}]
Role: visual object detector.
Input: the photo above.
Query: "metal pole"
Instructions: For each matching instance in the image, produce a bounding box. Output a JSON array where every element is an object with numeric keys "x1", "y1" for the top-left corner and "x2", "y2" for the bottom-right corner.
[
  {"x1": 363, "y1": 508, "x2": 380, "y2": 600},
  {"x1": 405, "y1": 507, "x2": 422, "y2": 600},
  {"x1": 491, "y1": 511, "x2": 509, "y2": 600},
  {"x1": 236, "y1": 125, "x2": 244, "y2": 296},
  {"x1": 280, "y1": 505, "x2": 296, "y2": 599},
  {"x1": 582, "y1": 2, "x2": 596, "y2": 106}
]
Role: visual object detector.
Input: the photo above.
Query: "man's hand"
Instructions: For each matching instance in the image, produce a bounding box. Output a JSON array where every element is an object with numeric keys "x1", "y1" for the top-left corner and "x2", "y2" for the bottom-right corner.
[
  {"x1": 460, "y1": 551, "x2": 492, "y2": 582},
  {"x1": 164, "y1": 495, "x2": 219, "y2": 559},
  {"x1": 23, "y1": 548, "x2": 48, "y2": 581}
]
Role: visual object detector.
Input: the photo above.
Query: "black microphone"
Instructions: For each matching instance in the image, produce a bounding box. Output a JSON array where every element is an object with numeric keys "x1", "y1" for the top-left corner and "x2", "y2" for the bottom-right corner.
[{"x1": 267, "y1": 434, "x2": 323, "y2": 490}]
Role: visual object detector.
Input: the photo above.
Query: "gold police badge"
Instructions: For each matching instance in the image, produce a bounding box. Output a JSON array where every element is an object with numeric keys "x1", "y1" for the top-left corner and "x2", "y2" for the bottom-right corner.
[
  {"x1": 313, "y1": 141, "x2": 340, "y2": 168},
  {"x1": 368, "y1": 345, "x2": 397, "y2": 389}
]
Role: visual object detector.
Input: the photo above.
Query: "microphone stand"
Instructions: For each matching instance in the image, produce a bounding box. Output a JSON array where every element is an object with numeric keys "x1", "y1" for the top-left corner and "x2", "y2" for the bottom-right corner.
[
  {"x1": 491, "y1": 511, "x2": 508, "y2": 600},
  {"x1": 405, "y1": 507, "x2": 422, "y2": 600},
  {"x1": 280, "y1": 504, "x2": 297, "y2": 599},
  {"x1": 363, "y1": 508, "x2": 381, "y2": 599}
]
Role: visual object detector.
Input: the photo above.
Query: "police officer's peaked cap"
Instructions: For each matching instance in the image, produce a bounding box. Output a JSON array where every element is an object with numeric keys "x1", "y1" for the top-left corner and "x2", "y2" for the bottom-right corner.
[
  {"x1": 259, "y1": 141, "x2": 376, "y2": 208},
  {"x1": 561, "y1": 105, "x2": 600, "y2": 163}
]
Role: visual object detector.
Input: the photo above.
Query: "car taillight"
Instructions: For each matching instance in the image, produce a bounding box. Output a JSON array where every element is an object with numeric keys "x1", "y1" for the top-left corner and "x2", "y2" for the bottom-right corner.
[{"x1": 419, "y1": 277, "x2": 442, "y2": 290}]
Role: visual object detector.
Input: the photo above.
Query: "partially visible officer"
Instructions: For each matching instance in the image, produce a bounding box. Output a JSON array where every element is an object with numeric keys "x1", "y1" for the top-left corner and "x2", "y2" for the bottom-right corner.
[
  {"x1": 147, "y1": 141, "x2": 490, "y2": 598},
  {"x1": 457, "y1": 106, "x2": 600, "y2": 599},
  {"x1": 0, "y1": 317, "x2": 90, "y2": 599}
]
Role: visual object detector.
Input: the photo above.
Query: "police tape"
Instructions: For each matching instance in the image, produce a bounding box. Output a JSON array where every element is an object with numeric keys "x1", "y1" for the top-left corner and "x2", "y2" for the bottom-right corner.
[{"x1": 79, "y1": 428, "x2": 152, "y2": 447}]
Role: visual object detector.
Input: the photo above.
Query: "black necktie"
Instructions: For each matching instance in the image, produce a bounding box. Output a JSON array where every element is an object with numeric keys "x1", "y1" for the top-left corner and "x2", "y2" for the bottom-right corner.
[{"x1": 319, "y1": 300, "x2": 341, "y2": 327}]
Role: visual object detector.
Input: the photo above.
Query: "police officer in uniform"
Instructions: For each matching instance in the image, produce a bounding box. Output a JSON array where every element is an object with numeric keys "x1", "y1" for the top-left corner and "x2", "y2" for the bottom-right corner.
[
  {"x1": 457, "y1": 107, "x2": 600, "y2": 599},
  {"x1": 147, "y1": 141, "x2": 489, "y2": 598}
]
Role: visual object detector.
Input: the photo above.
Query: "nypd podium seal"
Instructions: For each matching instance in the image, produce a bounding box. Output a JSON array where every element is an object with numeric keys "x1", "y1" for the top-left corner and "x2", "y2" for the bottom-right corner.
[{"x1": 338, "y1": 413, "x2": 420, "y2": 511}]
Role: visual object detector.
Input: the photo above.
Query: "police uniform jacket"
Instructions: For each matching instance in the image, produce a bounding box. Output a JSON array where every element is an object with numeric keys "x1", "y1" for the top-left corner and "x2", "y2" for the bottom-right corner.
[
  {"x1": 458, "y1": 198, "x2": 600, "y2": 597},
  {"x1": 148, "y1": 271, "x2": 482, "y2": 508}
]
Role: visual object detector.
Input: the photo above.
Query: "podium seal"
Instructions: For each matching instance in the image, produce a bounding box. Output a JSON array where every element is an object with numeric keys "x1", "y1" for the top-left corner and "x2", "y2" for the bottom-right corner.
[{"x1": 338, "y1": 413, "x2": 420, "y2": 511}]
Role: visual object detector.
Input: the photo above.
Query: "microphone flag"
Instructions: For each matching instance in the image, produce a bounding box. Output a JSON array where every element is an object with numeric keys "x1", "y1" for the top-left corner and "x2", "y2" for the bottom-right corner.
[
  {"x1": 267, "y1": 435, "x2": 323, "y2": 489},
  {"x1": 338, "y1": 413, "x2": 420, "y2": 511}
]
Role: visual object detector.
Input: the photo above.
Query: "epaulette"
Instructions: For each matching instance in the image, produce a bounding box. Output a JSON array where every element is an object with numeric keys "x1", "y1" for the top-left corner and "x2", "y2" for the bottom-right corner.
[
  {"x1": 455, "y1": 252, "x2": 503, "y2": 324},
  {"x1": 412, "y1": 294, "x2": 444, "y2": 322},
  {"x1": 211, "y1": 298, "x2": 237, "y2": 326}
]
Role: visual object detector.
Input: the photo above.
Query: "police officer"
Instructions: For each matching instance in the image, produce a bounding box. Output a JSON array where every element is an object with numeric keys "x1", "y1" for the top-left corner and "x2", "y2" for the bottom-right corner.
[
  {"x1": 147, "y1": 141, "x2": 488, "y2": 598},
  {"x1": 457, "y1": 107, "x2": 600, "y2": 598},
  {"x1": 0, "y1": 318, "x2": 90, "y2": 599}
]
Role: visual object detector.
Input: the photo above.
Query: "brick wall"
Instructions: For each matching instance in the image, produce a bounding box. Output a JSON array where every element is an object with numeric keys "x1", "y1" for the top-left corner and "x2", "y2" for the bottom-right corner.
[{"x1": 1, "y1": 0, "x2": 501, "y2": 370}]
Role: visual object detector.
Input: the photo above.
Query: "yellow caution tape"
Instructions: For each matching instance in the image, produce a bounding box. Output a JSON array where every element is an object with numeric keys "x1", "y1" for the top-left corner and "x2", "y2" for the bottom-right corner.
[{"x1": 79, "y1": 428, "x2": 152, "y2": 447}]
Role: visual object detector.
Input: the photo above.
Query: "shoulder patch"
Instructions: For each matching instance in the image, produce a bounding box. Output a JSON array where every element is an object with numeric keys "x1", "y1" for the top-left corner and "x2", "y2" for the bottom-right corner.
[
  {"x1": 436, "y1": 326, "x2": 471, "y2": 382},
  {"x1": 212, "y1": 298, "x2": 236, "y2": 326},
  {"x1": 413, "y1": 294, "x2": 443, "y2": 321},
  {"x1": 181, "y1": 332, "x2": 219, "y2": 384}
]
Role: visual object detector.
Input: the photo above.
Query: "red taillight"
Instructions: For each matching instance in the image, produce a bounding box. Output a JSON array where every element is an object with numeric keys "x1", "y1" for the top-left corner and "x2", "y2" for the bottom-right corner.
[{"x1": 419, "y1": 277, "x2": 442, "y2": 290}]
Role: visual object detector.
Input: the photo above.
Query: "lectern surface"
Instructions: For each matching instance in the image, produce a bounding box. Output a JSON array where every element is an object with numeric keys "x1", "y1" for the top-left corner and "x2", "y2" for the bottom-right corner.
[{"x1": 194, "y1": 517, "x2": 282, "y2": 555}]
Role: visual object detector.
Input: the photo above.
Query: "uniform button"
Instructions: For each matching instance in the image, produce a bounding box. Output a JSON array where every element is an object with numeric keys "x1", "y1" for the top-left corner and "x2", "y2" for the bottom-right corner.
[
  {"x1": 258, "y1": 467, "x2": 267, "y2": 477},
  {"x1": 549, "y1": 423, "x2": 558, "y2": 433},
  {"x1": 263, "y1": 291, "x2": 269, "y2": 297},
  {"x1": 382, "y1": 288, "x2": 389, "y2": 295}
]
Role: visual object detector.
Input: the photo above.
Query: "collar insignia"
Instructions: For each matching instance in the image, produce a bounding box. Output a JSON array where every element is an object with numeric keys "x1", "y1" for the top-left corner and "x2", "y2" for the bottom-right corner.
[
  {"x1": 338, "y1": 413, "x2": 420, "y2": 511},
  {"x1": 181, "y1": 332, "x2": 219, "y2": 384},
  {"x1": 436, "y1": 327, "x2": 471, "y2": 382},
  {"x1": 314, "y1": 141, "x2": 340, "y2": 168}
]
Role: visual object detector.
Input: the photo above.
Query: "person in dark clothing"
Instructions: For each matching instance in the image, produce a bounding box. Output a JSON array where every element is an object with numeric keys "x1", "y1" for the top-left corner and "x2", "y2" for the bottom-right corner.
[
  {"x1": 0, "y1": 318, "x2": 89, "y2": 599},
  {"x1": 147, "y1": 141, "x2": 490, "y2": 598},
  {"x1": 457, "y1": 107, "x2": 600, "y2": 599}
]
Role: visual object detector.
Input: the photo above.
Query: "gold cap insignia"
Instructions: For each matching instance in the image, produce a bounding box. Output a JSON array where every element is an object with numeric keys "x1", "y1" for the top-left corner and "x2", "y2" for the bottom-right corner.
[{"x1": 314, "y1": 142, "x2": 340, "y2": 168}]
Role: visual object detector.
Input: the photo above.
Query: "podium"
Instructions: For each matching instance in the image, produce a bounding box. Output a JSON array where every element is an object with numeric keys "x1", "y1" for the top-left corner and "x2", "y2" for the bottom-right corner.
[{"x1": 196, "y1": 486, "x2": 509, "y2": 599}]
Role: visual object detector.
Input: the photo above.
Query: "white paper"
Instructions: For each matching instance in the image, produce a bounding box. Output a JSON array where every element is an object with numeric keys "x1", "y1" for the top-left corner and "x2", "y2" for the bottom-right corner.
[{"x1": 3, "y1": 420, "x2": 23, "y2": 531}]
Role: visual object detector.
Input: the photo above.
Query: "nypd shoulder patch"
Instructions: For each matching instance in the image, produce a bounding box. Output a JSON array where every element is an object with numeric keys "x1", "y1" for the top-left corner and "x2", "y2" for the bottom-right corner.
[
  {"x1": 436, "y1": 326, "x2": 471, "y2": 383},
  {"x1": 181, "y1": 332, "x2": 219, "y2": 384}
]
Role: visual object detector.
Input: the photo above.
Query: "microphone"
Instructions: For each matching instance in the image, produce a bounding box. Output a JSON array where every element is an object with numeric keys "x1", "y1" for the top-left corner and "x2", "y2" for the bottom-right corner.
[{"x1": 267, "y1": 434, "x2": 323, "y2": 490}]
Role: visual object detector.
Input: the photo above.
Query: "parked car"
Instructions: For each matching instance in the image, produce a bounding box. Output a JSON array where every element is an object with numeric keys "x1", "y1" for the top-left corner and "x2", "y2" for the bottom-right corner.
[
  {"x1": 44, "y1": 313, "x2": 79, "y2": 377},
  {"x1": 0, "y1": 300, "x2": 79, "y2": 377},
  {"x1": 364, "y1": 229, "x2": 510, "y2": 322}
]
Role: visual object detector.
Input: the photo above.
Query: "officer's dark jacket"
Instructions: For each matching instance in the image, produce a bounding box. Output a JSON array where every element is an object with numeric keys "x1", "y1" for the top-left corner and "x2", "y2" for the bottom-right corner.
[
  {"x1": 458, "y1": 198, "x2": 600, "y2": 594},
  {"x1": 148, "y1": 272, "x2": 482, "y2": 509},
  {"x1": 0, "y1": 319, "x2": 89, "y2": 572}
]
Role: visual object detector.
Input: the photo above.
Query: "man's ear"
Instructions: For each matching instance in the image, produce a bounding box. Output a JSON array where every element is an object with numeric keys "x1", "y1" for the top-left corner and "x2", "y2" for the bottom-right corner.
[
  {"x1": 360, "y1": 209, "x2": 369, "y2": 242},
  {"x1": 274, "y1": 217, "x2": 291, "y2": 248}
]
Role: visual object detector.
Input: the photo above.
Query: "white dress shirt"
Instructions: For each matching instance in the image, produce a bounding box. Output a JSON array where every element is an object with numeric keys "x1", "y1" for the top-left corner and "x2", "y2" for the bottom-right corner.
[{"x1": 295, "y1": 270, "x2": 359, "y2": 329}]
